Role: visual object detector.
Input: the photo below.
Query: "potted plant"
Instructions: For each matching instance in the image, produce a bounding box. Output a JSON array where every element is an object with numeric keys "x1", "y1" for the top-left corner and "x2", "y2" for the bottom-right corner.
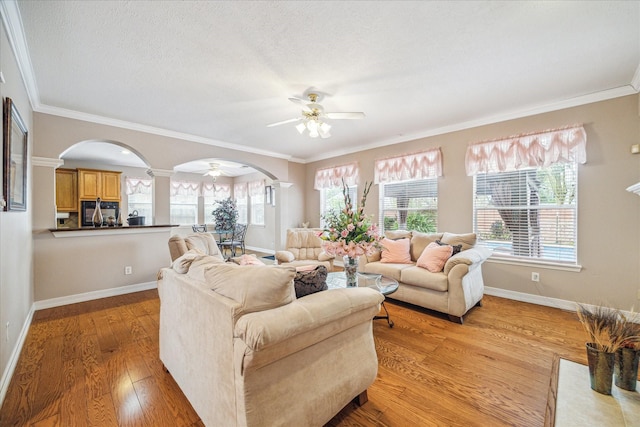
[
  {"x1": 576, "y1": 303, "x2": 627, "y2": 394},
  {"x1": 212, "y1": 198, "x2": 238, "y2": 232},
  {"x1": 614, "y1": 312, "x2": 640, "y2": 391}
]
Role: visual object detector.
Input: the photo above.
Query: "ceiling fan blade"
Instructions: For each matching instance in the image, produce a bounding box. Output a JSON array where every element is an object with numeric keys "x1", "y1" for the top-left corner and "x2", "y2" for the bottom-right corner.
[
  {"x1": 266, "y1": 117, "x2": 301, "y2": 127},
  {"x1": 288, "y1": 97, "x2": 312, "y2": 111},
  {"x1": 325, "y1": 112, "x2": 366, "y2": 120}
]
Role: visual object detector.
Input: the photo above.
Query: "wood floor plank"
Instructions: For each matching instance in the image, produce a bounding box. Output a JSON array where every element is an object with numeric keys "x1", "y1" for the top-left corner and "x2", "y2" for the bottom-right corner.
[{"x1": 1, "y1": 288, "x2": 591, "y2": 427}]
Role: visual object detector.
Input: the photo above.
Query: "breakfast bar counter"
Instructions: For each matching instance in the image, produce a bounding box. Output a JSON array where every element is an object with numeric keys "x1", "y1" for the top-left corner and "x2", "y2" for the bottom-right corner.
[{"x1": 48, "y1": 224, "x2": 177, "y2": 238}]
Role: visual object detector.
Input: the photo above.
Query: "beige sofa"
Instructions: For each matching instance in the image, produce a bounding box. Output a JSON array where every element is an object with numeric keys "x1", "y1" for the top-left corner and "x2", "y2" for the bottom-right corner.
[
  {"x1": 360, "y1": 231, "x2": 492, "y2": 324},
  {"x1": 159, "y1": 233, "x2": 384, "y2": 426},
  {"x1": 275, "y1": 228, "x2": 335, "y2": 270}
]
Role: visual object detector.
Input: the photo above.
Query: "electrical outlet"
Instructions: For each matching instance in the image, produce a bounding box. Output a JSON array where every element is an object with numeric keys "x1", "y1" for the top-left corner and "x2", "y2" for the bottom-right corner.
[
  {"x1": 124, "y1": 266, "x2": 132, "y2": 275},
  {"x1": 531, "y1": 272, "x2": 540, "y2": 282}
]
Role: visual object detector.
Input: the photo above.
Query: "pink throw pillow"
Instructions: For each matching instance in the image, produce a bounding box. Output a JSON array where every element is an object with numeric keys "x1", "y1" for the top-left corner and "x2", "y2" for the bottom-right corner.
[
  {"x1": 417, "y1": 242, "x2": 453, "y2": 273},
  {"x1": 238, "y1": 254, "x2": 266, "y2": 266},
  {"x1": 380, "y1": 238, "x2": 412, "y2": 264}
]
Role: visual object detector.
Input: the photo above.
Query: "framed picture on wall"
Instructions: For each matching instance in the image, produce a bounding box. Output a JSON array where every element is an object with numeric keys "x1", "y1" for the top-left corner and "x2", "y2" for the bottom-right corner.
[{"x1": 3, "y1": 97, "x2": 28, "y2": 211}]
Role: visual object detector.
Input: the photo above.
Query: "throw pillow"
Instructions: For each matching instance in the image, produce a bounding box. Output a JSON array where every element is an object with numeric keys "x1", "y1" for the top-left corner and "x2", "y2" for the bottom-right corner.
[
  {"x1": 435, "y1": 239, "x2": 463, "y2": 256},
  {"x1": 417, "y1": 242, "x2": 453, "y2": 273},
  {"x1": 440, "y1": 232, "x2": 477, "y2": 251},
  {"x1": 229, "y1": 254, "x2": 266, "y2": 266},
  {"x1": 294, "y1": 265, "x2": 328, "y2": 298},
  {"x1": 380, "y1": 238, "x2": 412, "y2": 264}
]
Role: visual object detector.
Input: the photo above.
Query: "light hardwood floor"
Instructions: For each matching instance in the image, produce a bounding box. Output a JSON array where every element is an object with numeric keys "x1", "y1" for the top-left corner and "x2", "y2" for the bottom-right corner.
[{"x1": 0, "y1": 288, "x2": 591, "y2": 426}]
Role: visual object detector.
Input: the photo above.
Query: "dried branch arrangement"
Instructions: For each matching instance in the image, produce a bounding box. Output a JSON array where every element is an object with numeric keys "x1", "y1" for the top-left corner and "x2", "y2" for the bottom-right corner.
[{"x1": 576, "y1": 304, "x2": 636, "y2": 353}]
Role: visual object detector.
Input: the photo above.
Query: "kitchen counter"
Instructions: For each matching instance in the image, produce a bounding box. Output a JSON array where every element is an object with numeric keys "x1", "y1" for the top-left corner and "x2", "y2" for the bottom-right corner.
[{"x1": 48, "y1": 224, "x2": 177, "y2": 238}]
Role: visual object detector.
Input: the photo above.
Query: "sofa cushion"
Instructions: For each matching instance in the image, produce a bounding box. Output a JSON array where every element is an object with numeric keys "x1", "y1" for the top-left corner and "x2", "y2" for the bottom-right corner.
[
  {"x1": 294, "y1": 265, "x2": 328, "y2": 298},
  {"x1": 202, "y1": 263, "x2": 296, "y2": 316},
  {"x1": 400, "y1": 266, "x2": 449, "y2": 292},
  {"x1": 380, "y1": 238, "x2": 412, "y2": 264},
  {"x1": 440, "y1": 232, "x2": 477, "y2": 252},
  {"x1": 410, "y1": 232, "x2": 444, "y2": 261},
  {"x1": 230, "y1": 254, "x2": 266, "y2": 266},
  {"x1": 384, "y1": 230, "x2": 412, "y2": 240},
  {"x1": 416, "y1": 242, "x2": 453, "y2": 273},
  {"x1": 435, "y1": 239, "x2": 462, "y2": 256},
  {"x1": 184, "y1": 233, "x2": 224, "y2": 260},
  {"x1": 362, "y1": 261, "x2": 412, "y2": 283},
  {"x1": 172, "y1": 249, "x2": 225, "y2": 273}
]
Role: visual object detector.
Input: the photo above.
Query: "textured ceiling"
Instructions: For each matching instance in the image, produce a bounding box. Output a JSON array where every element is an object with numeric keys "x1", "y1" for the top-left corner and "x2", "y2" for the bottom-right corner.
[{"x1": 12, "y1": 1, "x2": 640, "y2": 163}]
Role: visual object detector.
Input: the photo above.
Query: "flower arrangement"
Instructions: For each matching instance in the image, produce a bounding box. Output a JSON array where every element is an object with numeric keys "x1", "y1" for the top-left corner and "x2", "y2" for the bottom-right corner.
[
  {"x1": 212, "y1": 197, "x2": 238, "y2": 231},
  {"x1": 317, "y1": 179, "x2": 382, "y2": 258}
]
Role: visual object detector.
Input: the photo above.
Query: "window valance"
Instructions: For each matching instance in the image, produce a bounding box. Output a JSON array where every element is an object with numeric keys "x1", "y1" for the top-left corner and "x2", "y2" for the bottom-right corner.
[
  {"x1": 234, "y1": 182, "x2": 247, "y2": 199},
  {"x1": 171, "y1": 181, "x2": 200, "y2": 197},
  {"x1": 314, "y1": 162, "x2": 359, "y2": 190},
  {"x1": 202, "y1": 182, "x2": 230, "y2": 198},
  {"x1": 248, "y1": 180, "x2": 265, "y2": 197},
  {"x1": 374, "y1": 148, "x2": 442, "y2": 184},
  {"x1": 126, "y1": 177, "x2": 152, "y2": 195},
  {"x1": 465, "y1": 124, "x2": 587, "y2": 176}
]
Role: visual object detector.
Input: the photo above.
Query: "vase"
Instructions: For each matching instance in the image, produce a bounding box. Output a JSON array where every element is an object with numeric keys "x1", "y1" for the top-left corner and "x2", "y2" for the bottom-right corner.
[
  {"x1": 343, "y1": 255, "x2": 359, "y2": 287},
  {"x1": 92, "y1": 197, "x2": 103, "y2": 227},
  {"x1": 614, "y1": 347, "x2": 640, "y2": 391},
  {"x1": 585, "y1": 342, "x2": 615, "y2": 395}
]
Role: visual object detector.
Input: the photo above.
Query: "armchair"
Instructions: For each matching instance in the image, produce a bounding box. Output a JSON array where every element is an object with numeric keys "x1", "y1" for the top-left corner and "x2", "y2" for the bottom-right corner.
[{"x1": 275, "y1": 228, "x2": 335, "y2": 270}]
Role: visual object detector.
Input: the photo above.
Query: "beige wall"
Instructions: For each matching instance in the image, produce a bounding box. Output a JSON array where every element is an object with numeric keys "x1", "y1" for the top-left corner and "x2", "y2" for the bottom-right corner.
[
  {"x1": 0, "y1": 20, "x2": 34, "y2": 389},
  {"x1": 305, "y1": 95, "x2": 640, "y2": 310}
]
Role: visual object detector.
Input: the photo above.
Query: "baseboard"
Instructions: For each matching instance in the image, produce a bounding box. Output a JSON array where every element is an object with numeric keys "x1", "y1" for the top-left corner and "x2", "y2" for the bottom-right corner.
[
  {"x1": 245, "y1": 245, "x2": 274, "y2": 255},
  {"x1": 484, "y1": 286, "x2": 577, "y2": 311},
  {"x1": 33, "y1": 281, "x2": 158, "y2": 311},
  {"x1": 0, "y1": 305, "x2": 35, "y2": 407}
]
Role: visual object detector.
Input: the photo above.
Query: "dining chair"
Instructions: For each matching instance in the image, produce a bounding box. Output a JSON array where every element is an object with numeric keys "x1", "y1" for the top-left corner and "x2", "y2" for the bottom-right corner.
[{"x1": 220, "y1": 223, "x2": 247, "y2": 257}]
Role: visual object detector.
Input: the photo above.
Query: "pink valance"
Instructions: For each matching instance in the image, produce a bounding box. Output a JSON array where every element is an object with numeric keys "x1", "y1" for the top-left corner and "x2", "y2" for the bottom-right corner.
[
  {"x1": 465, "y1": 124, "x2": 587, "y2": 176},
  {"x1": 202, "y1": 182, "x2": 230, "y2": 198},
  {"x1": 126, "y1": 177, "x2": 152, "y2": 195},
  {"x1": 234, "y1": 182, "x2": 247, "y2": 199},
  {"x1": 374, "y1": 148, "x2": 442, "y2": 184},
  {"x1": 248, "y1": 180, "x2": 265, "y2": 197},
  {"x1": 314, "y1": 162, "x2": 359, "y2": 190}
]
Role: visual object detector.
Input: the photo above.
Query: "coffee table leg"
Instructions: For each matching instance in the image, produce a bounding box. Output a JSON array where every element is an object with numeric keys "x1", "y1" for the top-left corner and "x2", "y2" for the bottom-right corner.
[{"x1": 374, "y1": 301, "x2": 394, "y2": 328}]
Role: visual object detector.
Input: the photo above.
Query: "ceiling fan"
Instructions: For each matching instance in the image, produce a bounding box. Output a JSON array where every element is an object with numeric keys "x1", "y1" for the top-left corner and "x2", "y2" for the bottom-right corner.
[
  {"x1": 198, "y1": 163, "x2": 226, "y2": 180},
  {"x1": 267, "y1": 93, "x2": 365, "y2": 138}
]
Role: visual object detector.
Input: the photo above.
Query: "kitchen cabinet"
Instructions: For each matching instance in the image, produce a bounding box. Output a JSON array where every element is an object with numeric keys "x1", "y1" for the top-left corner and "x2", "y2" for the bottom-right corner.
[
  {"x1": 78, "y1": 168, "x2": 122, "y2": 201},
  {"x1": 55, "y1": 168, "x2": 78, "y2": 212}
]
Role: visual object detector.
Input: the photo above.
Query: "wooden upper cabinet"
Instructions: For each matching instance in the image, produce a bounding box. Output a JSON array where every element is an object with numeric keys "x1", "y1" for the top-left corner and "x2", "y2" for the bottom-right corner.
[
  {"x1": 78, "y1": 168, "x2": 122, "y2": 201},
  {"x1": 101, "y1": 171, "x2": 122, "y2": 201},
  {"x1": 55, "y1": 168, "x2": 78, "y2": 212}
]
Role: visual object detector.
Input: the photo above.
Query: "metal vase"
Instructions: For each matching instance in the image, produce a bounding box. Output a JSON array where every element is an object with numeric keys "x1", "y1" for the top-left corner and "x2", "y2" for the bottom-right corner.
[
  {"x1": 614, "y1": 347, "x2": 640, "y2": 391},
  {"x1": 585, "y1": 342, "x2": 615, "y2": 395}
]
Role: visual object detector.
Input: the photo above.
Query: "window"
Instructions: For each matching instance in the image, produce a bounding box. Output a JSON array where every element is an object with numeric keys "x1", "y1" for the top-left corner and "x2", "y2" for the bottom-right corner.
[
  {"x1": 466, "y1": 125, "x2": 586, "y2": 264},
  {"x1": 248, "y1": 180, "x2": 265, "y2": 226},
  {"x1": 234, "y1": 182, "x2": 248, "y2": 224},
  {"x1": 314, "y1": 162, "x2": 360, "y2": 224},
  {"x1": 203, "y1": 183, "x2": 230, "y2": 224},
  {"x1": 170, "y1": 181, "x2": 200, "y2": 225},
  {"x1": 473, "y1": 164, "x2": 578, "y2": 262},
  {"x1": 126, "y1": 177, "x2": 152, "y2": 221},
  {"x1": 379, "y1": 179, "x2": 438, "y2": 232},
  {"x1": 375, "y1": 149, "x2": 442, "y2": 233},
  {"x1": 320, "y1": 185, "x2": 357, "y2": 227}
]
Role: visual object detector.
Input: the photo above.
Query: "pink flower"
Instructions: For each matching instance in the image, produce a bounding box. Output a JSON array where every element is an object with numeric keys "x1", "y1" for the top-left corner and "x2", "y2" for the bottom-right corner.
[
  {"x1": 347, "y1": 223, "x2": 355, "y2": 232},
  {"x1": 340, "y1": 229, "x2": 349, "y2": 238}
]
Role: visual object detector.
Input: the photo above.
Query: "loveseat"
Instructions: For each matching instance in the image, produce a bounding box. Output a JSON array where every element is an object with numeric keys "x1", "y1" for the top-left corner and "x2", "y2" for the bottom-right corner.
[
  {"x1": 159, "y1": 233, "x2": 384, "y2": 426},
  {"x1": 360, "y1": 231, "x2": 492, "y2": 324},
  {"x1": 275, "y1": 228, "x2": 335, "y2": 270}
]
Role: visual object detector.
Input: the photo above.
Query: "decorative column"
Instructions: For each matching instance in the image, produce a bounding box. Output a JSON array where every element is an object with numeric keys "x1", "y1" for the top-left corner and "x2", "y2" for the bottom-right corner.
[
  {"x1": 271, "y1": 181, "x2": 293, "y2": 250},
  {"x1": 31, "y1": 156, "x2": 64, "y2": 230},
  {"x1": 147, "y1": 168, "x2": 173, "y2": 225}
]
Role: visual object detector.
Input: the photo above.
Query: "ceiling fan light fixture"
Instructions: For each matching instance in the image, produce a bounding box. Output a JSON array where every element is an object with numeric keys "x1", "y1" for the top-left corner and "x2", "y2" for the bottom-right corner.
[{"x1": 295, "y1": 122, "x2": 306, "y2": 134}]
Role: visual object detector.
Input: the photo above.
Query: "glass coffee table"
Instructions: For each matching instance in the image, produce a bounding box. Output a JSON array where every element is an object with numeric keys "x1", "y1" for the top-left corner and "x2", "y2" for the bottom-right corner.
[{"x1": 326, "y1": 272, "x2": 398, "y2": 328}]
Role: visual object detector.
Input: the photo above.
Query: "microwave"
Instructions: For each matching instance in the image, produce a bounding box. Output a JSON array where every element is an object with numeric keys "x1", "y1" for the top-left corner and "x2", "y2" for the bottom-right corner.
[{"x1": 81, "y1": 200, "x2": 120, "y2": 227}]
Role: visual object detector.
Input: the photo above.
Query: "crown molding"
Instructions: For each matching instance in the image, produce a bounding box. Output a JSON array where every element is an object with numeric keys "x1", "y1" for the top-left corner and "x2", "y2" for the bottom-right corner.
[
  {"x1": 305, "y1": 84, "x2": 640, "y2": 163},
  {"x1": 146, "y1": 168, "x2": 173, "y2": 178},
  {"x1": 0, "y1": 1, "x2": 40, "y2": 111},
  {"x1": 31, "y1": 156, "x2": 64, "y2": 168},
  {"x1": 631, "y1": 63, "x2": 640, "y2": 92}
]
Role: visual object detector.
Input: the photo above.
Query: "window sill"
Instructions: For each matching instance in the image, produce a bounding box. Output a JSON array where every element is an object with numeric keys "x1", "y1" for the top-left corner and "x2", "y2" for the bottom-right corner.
[{"x1": 487, "y1": 255, "x2": 582, "y2": 272}]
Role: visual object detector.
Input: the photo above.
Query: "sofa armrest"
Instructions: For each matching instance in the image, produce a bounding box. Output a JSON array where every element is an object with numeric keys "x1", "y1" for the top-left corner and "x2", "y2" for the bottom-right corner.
[
  {"x1": 317, "y1": 251, "x2": 335, "y2": 262},
  {"x1": 443, "y1": 246, "x2": 493, "y2": 276},
  {"x1": 275, "y1": 250, "x2": 295, "y2": 263},
  {"x1": 234, "y1": 287, "x2": 383, "y2": 352}
]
